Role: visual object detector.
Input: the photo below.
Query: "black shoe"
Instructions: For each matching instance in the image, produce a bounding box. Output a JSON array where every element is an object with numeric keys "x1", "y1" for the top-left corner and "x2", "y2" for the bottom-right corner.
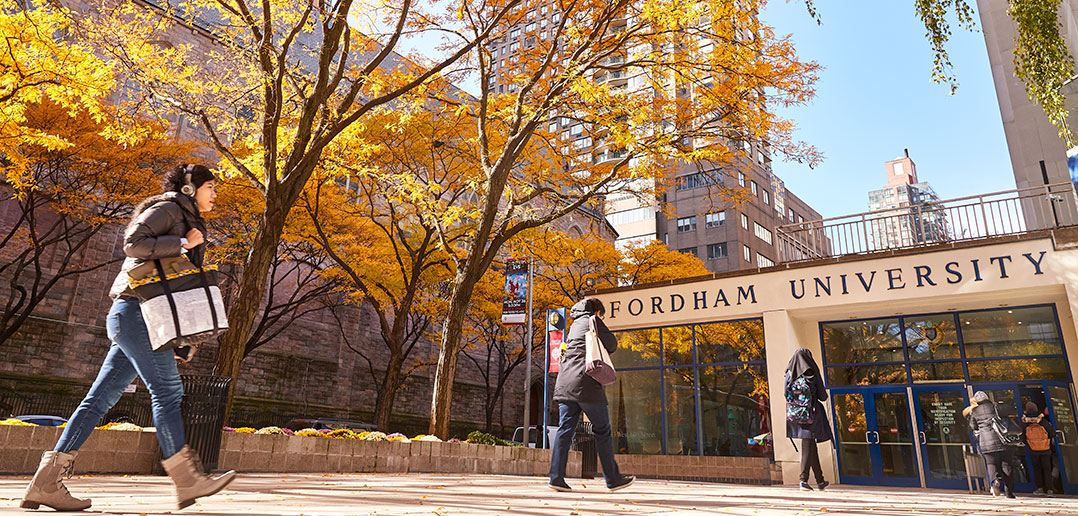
[
  {"x1": 548, "y1": 480, "x2": 572, "y2": 492},
  {"x1": 1005, "y1": 491, "x2": 1016, "y2": 499},
  {"x1": 817, "y1": 481, "x2": 829, "y2": 491},
  {"x1": 607, "y1": 476, "x2": 635, "y2": 492},
  {"x1": 799, "y1": 482, "x2": 813, "y2": 491}
]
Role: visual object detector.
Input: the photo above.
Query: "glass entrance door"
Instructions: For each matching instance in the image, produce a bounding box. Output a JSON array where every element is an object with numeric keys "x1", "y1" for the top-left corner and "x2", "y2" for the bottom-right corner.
[
  {"x1": 832, "y1": 388, "x2": 919, "y2": 486},
  {"x1": 1044, "y1": 382, "x2": 1078, "y2": 494},
  {"x1": 912, "y1": 386, "x2": 970, "y2": 489}
]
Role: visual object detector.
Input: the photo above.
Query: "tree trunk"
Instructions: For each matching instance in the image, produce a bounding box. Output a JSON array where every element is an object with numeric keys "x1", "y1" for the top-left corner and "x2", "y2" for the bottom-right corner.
[
  {"x1": 375, "y1": 350, "x2": 404, "y2": 431},
  {"x1": 213, "y1": 200, "x2": 290, "y2": 416},
  {"x1": 428, "y1": 270, "x2": 477, "y2": 438}
]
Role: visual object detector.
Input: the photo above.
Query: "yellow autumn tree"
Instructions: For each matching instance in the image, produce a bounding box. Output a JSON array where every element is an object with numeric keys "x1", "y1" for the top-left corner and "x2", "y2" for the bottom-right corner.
[
  {"x1": 0, "y1": 99, "x2": 196, "y2": 346},
  {"x1": 55, "y1": 0, "x2": 525, "y2": 410},
  {"x1": 419, "y1": 0, "x2": 819, "y2": 436}
]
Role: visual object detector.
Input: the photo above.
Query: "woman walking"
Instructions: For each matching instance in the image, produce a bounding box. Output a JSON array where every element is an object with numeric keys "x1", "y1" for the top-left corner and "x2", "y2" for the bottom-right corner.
[
  {"x1": 21, "y1": 164, "x2": 236, "y2": 511},
  {"x1": 784, "y1": 348, "x2": 831, "y2": 492},
  {"x1": 967, "y1": 391, "x2": 1016, "y2": 498},
  {"x1": 548, "y1": 298, "x2": 634, "y2": 492}
]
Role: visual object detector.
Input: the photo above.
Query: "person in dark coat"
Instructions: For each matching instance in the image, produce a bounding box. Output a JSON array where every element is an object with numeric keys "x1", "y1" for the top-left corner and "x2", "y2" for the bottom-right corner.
[
  {"x1": 784, "y1": 348, "x2": 831, "y2": 491},
  {"x1": 1021, "y1": 402, "x2": 1058, "y2": 495},
  {"x1": 20, "y1": 165, "x2": 236, "y2": 512},
  {"x1": 548, "y1": 298, "x2": 634, "y2": 492},
  {"x1": 967, "y1": 391, "x2": 1015, "y2": 498}
]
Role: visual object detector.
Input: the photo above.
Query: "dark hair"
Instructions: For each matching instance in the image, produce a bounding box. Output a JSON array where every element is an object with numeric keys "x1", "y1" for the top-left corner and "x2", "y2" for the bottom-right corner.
[
  {"x1": 163, "y1": 164, "x2": 217, "y2": 195},
  {"x1": 583, "y1": 297, "x2": 605, "y2": 316}
]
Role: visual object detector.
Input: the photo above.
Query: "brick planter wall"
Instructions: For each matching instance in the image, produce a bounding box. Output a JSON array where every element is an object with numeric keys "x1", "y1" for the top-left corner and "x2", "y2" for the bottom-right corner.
[
  {"x1": 1, "y1": 426, "x2": 775, "y2": 485},
  {"x1": 0, "y1": 425, "x2": 158, "y2": 475},
  {"x1": 216, "y1": 432, "x2": 582, "y2": 478}
]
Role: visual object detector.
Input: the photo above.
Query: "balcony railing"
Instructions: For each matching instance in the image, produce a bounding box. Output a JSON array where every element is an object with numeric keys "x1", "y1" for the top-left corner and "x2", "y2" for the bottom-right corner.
[{"x1": 776, "y1": 182, "x2": 1078, "y2": 264}]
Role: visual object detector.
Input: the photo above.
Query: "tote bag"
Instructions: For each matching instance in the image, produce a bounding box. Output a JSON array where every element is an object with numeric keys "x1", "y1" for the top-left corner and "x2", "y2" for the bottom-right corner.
[
  {"x1": 584, "y1": 316, "x2": 617, "y2": 385},
  {"x1": 128, "y1": 254, "x2": 227, "y2": 351}
]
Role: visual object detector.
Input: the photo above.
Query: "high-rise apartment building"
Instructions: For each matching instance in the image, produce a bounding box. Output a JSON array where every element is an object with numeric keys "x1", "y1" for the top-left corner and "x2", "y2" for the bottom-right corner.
[{"x1": 866, "y1": 152, "x2": 948, "y2": 249}]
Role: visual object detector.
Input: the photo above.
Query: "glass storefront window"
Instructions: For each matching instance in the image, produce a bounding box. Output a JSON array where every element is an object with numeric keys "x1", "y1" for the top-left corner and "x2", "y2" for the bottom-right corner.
[
  {"x1": 695, "y1": 319, "x2": 765, "y2": 364},
  {"x1": 827, "y1": 363, "x2": 908, "y2": 386},
  {"x1": 607, "y1": 370, "x2": 662, "y2": 455},
  {"x1": 612, "y1": 328, "x2": 660, "y2": 368},
  {"x1": 663, "y1": 326, "x2": 693, "y2": 366},
  {"x1": 959, "y1": 306, "x2": 1063, "y2": 359},
  {"x1": 904, "y1": 314, "x2": 959, "y2": 361},
  {"x1": 697, "y1": 364, "x2": 769, "y2": 457},
  {"x1": 910, "y1": 361, "x2": 964, "y2": 383},
  {"x1": 967, "y1": 357, "x2": 1069, "y2": 382},
  {"x1": 665, "y1": 368, "x2": 698, "y2": 455},
  {"x1": 822, "y1": 318, "x2": 903, "y2": 365}
]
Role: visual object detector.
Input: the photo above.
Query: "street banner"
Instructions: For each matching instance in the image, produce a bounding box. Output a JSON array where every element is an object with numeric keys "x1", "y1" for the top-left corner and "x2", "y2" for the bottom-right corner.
[
  {"x1": 501, "y1": 259, "x2": 529, "y2": 325},
  {"x1": 548, "y1": 330, "x2": 563, "y2": 373}
]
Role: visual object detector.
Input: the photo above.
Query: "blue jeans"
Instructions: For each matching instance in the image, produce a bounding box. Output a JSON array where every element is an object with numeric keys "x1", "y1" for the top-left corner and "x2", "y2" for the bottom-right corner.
[
  {"x1": 54, "y1": 297, "x2": 186, "y2": 458},
  {"x1": 549, "y1": 401, "x2": 622, "y2": 487}
]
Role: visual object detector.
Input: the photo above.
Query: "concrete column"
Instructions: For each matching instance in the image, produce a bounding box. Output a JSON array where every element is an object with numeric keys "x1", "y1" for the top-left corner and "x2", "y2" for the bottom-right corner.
[{"x1": 763, "y1": 309, "x2": 836, "y2": 485}]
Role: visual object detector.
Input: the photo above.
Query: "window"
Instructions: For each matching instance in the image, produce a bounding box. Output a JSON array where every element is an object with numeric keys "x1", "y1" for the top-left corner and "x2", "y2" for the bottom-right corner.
[
  {"x1": 788, "y1": 208, "x2": 795, "y2": 223},
  {"x1": 738, "y1": 172, "x2": 745, "y2": 187},
  {"x1": 798, "y1": 215, "x2": 805, "y2": 224},
  {"x1": 677, "y1": 216, "x2": 697, "y2": 233},
  {"x1": 510, "y1": 42, "x2": 519, "y2": 52},
  {"x1": 607, "y1": 207, "x2": 655, "y2": 226},
  {"x1": 740, "y1": 213, "x2": 748, "y2": 230},
  {"x1": 753, "y1": 222, "x2": 773, "y2": 245},
  {"x1": 679, "y1": 247, "x2": 698, "y2": 257},
  {"x1": 762, "y1": 190, "x2": 769, "y2": 205},
  {"x1": 756, "y1": 254, "x2": 774, "y2": 267},
  {"x1": 677, "y1": 172, "x2": 717, "y2": 191},
  {"x1": 706, "y1": 243, "x2": 727, "y2": 260},
  {"x1": 570, "y1": 124, "x2": 583, "y2": 136},
  {"x1": 705, "y1": 211, "x2": 725, "y2": 228},
  {"x1": 511, "y1": 28, "x2": 521, "y2": 39},
  {"x1": 526, "y1": 22, "x2": 536, "y2": 32},
  {"x1": 750, "y1": 181, "x2": 758, "y2": 195},
  {"x1": 743, "y1": 245, "x2": 752, "y2": 262}
]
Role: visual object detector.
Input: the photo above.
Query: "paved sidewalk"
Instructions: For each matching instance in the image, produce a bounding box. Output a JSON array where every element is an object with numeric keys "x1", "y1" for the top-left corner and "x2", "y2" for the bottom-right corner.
[{"x1": 0, "y1": 473, "x2": 1072, "y2": 515}]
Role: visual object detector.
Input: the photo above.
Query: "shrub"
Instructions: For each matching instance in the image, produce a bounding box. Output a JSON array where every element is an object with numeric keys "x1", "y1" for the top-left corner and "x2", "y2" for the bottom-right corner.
[
  {"x1": 447, "y1": 438, "x2": 461, "y2": 443},
  {"x1": 362, "y1": 431, "x2": 389, "y2": 442},
  {"x1": 95, "y1": 422, "x2": 142, "y2": 431},
  {"x1": 223, "y1": 426, "x2": 235, "y2": 432},
  {"x1": 255, "y1": 426, "x2": 284, "y2": 435},
  {"x1": 281, "y1": 428, "x2": 295, "y2": 435},
  {"x1": 1, "y1": 418, "x2": 33, "y2": 426},
  {"x1": 355, "y1": 431, "x2": 371, "y2": 440},
  {"x1": 327, "y1": 429, "x2": 356, "y2": 439},
  {"x1": 465, "y1": 430, "x2": 510, "y2": 446},
  {"x1": 417, "y1": 435, "x2": 443, "y2": 442},
  {"x1": 296, "y1": 428, "x2": 324, "y2": 437},
  {"x1": 317, "y1": 428, "x2": 333, "y2": 434},
  {"x1": 233, "y1": 427, "x2": 257, "y2": 434}
]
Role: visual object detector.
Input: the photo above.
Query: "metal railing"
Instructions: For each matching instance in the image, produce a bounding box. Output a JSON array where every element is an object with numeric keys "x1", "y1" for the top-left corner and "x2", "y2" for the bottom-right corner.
[{"x1": 776, "y1": 183, "x2": 1078, "y2": 264}]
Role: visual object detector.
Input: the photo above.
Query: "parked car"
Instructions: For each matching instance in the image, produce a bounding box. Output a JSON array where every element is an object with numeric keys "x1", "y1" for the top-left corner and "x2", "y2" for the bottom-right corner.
[
  {"x1": 285, "y1": 418, "x2": 377, "y2": 432},
  {"x1": 15, "y1": 415, "x2": 67, "y2": 427},
  {"x1": 511, "y1": 425, "x2": 558, "y2": 448}
]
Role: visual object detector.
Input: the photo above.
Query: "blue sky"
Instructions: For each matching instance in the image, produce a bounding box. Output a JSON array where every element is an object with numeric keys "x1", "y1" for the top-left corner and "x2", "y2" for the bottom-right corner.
[{"x1": 761, "y1": 0, "x2": 1015, "y2": 219}]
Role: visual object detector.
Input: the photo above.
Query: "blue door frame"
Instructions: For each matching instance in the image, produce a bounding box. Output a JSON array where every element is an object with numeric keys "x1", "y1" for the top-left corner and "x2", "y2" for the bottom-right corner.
[
  {"x1": 830, "y1": 385, "x2": 920, "y2": 487},
  {"x1": 910, "y1": 385, "x2": 971, "y2": 489}
]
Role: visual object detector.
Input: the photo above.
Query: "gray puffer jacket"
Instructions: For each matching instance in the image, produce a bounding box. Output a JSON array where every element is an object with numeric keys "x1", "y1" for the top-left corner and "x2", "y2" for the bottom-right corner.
[
  {"x1": 552, "y1": 299, "x2": 618, "y2": 405},
  {"x1": 108, "y1": 192, "x2": 207, "y2": 299}
]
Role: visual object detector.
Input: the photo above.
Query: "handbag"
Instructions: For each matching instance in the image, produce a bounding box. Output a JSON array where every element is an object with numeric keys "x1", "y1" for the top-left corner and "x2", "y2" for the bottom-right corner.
[
  {"x1": 126, "y1": 202, "x2": 227, "y2": 356},
  {"x1": 584, "y1": 316, "x2": 617, "y2": 385},
  {"x1": 989, "y1": 403, "x2": 1024, "y2": 447}
]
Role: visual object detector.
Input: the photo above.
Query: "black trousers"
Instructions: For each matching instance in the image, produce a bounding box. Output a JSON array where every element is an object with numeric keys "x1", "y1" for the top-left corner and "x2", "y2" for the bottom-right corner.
[
  {"x1": 800, "y1": 438, "x2": 824, "y2": 483},
  {"x1": 1029, "y1": 453, "x2": 1056, "y2": 491},
  {"x1": 983, "y1": 450, "x2": 1015, "y2": 494}
]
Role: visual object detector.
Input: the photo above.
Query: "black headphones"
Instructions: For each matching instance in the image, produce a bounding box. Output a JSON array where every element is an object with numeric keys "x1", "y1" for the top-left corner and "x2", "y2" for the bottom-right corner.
[{"x1": 180, "y1": 165, "x2": 196, "y2": 196}]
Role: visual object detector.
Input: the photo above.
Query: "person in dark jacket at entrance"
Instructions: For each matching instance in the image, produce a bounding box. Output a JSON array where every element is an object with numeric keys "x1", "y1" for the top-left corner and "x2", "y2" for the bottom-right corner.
[
  {"x1": 548, "y1": 298, "x2": 634, "y2": 493},
  {"x1": 1021, "y1": 402, "x2": 1058, "y2": 495},
  {"x1": 784, "y1": 349, "x2": 831, "y2": 492},
  {"x1": 967, "y1": 391, "x2": 1016, "y2": 498}
]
